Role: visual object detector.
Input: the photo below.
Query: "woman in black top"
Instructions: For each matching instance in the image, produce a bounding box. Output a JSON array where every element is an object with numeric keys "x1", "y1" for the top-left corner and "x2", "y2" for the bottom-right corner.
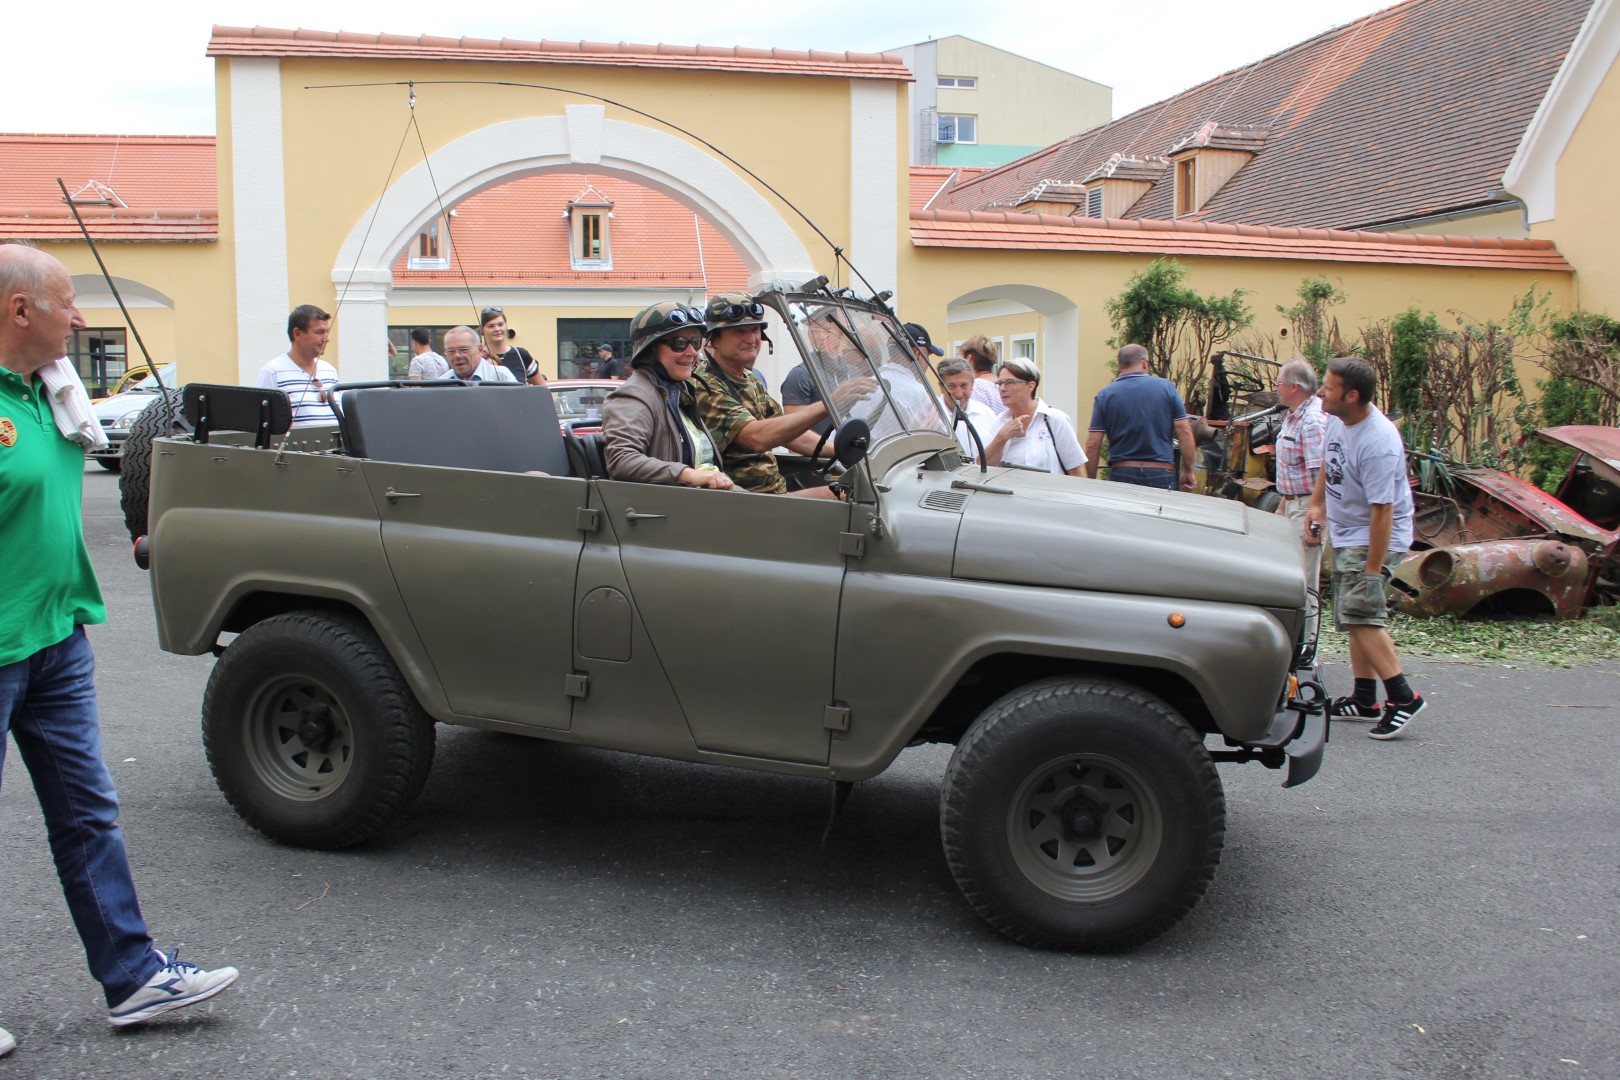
[{"x1": 479, "y1": 307, "x2": 541, "y2": 384}]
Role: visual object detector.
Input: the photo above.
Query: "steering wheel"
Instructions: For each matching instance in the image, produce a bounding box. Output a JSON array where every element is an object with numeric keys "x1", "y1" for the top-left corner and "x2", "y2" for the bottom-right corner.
[
  {"x1": 808, "y1": 424, "x2": 836, "y2": 477},
  {"x1": 1223, "y1": 369, "x2": 1267, "y2": 395}
]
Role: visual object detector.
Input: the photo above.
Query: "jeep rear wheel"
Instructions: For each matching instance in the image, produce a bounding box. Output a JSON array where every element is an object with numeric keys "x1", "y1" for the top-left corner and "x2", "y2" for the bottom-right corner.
[
  {"x1": 940, "y1": 677, "x2": 1224, "y2": 952},
  {"x1": 202, "y1": 612, "x2": 435, "y2": 849}
]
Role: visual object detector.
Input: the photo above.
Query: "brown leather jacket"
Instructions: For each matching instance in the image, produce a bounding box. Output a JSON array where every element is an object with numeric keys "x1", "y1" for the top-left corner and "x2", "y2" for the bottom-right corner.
[{"x1": 602, "y1": 365, "x2": 722, "y2": 484}]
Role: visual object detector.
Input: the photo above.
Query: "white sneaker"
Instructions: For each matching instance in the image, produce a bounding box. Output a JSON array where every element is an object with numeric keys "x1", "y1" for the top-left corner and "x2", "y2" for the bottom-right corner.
[
  {"x1": 107, "y1": 949, "x2": 239, "y2": 1027},
  {"x1": 0, "y1": 1025, "x2": 15, "y2": 1056}
]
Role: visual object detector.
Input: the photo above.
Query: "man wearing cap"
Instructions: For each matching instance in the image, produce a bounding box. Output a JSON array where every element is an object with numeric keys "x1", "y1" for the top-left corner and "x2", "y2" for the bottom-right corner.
[
  {"x1": 479, "y1": 307, "x2": 543, "y2": 385},
  {"x1": 597, "y1": 343, "x2": 625, "y2": 381},
  {"x1": 691, "y1": 291, "x2": 841, "y2": 495},
  {"x1": 1083, "y1": 343, "x2": 1198, "y2": 490}
]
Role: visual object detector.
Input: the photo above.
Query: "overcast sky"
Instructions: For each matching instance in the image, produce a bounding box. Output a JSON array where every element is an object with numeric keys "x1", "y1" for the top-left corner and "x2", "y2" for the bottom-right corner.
[{"x1": 8, "y1": 0, "x2": 1396, "y2": 135}]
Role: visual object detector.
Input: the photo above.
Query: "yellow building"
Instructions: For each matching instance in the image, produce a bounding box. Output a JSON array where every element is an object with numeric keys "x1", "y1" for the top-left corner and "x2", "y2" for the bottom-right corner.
[{"x1": 1, "y1": 0, "x2": 1613, "y2": 426}]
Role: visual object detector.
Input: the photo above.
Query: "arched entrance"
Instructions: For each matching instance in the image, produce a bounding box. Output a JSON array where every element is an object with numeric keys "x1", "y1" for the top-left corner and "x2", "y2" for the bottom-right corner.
[
  {"x1": 330, "y1": 104, "x2": 818, "y2": 381},
  {"x1": 946, "y1": 284, "x2": 1081, "y2": 418}
]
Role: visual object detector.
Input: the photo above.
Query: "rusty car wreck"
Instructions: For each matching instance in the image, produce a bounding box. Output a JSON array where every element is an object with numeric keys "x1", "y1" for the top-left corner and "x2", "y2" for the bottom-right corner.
[{"x1": 1390, "y1": 426, "x2": 1620, "y2": 619}]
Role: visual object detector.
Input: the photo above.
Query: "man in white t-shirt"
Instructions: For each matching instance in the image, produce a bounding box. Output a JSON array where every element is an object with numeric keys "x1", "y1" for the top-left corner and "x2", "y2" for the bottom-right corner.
[
  {"x1": 1305, "y1": 356, "x2": 1424, "y2": 740},
  {"x1": 256, "y1": 304, "x2": 339, "y2": 426},
  {"x1": 936, "y1": 358, "x2": 996, "y2": 462},
  {"x1": 442, "y1": 325, "x2": 518, "y2": 383},
  {"x1": 407, "y1": 327, "x2": 448, "y2": 380}
]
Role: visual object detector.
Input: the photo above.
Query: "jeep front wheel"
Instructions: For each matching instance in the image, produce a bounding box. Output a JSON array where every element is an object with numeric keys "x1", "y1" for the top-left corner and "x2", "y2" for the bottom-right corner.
[
  {"x1": 202, "y1": 612, "x2": 435, "y2": 849},
  {"x1": 940, "y1": 677, "x2": 1225, "y2": 951}
]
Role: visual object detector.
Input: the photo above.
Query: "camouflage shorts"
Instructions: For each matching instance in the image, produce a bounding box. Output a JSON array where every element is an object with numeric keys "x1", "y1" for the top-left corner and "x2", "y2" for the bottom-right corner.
[{"x1": 1331, "y1": 546, "x2": 1407, "y2": 629}]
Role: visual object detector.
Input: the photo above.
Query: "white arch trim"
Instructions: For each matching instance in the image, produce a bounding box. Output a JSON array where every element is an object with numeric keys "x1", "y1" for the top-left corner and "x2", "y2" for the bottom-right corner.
[
  {"x1": 71, "y1": 275, "x2": 175, "y2": 310},
  {"x1": 947, "y1": 284, "x2": 1081, "y2": 418},
  {"x1": 331, "y1": 105, "x2": 817, "y2": 380}
]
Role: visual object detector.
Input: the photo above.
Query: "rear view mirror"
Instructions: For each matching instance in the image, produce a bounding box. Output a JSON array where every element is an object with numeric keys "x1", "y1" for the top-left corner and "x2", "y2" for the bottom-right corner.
[{"x1": 834, "y1": 418, "x2": 871, "y2": 469}]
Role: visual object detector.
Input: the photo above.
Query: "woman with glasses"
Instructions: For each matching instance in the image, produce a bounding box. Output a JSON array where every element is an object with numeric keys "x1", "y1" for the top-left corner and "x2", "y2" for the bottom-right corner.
[
  {"x1": 479, "y1": 307, "x2": 543, "y2": 385},
  {"x1": 983, "y1": 357, "x2": 1087, "y2": 477},
  {"x1": 601, "y1": 302, "x2": 734, "y2": 489}
]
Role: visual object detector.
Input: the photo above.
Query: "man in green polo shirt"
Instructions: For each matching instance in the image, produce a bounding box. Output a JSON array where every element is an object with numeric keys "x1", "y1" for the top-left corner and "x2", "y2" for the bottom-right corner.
[{"x1": 0, "y1": 244, "x2": 239, "y2": 1050}]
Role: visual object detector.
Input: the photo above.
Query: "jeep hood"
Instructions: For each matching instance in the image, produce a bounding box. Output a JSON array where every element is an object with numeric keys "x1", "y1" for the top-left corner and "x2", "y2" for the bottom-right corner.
[{"x1": 950, "y1": 467, "x2": 1306, "y2": 608}]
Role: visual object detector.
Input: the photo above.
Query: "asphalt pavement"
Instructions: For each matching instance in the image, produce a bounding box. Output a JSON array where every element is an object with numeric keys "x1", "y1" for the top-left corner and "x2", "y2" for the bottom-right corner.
[{"x1": 0, "y1": 465, "x2": 1615, "y2": 1079}]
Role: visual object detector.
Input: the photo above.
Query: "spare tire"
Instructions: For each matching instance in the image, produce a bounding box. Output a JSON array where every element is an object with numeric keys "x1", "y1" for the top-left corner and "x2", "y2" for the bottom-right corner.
[{"x1": 119, "y1": 389, "x2": 190, "y2": 542}]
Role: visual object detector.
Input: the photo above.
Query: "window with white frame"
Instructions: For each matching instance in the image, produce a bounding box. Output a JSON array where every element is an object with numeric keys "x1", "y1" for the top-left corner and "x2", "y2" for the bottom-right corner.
[
  {"x1": 1011, "y1": 335, "x2": 1037, "y2": 363},
  {"x1": 408, "y1": 214, "x2": 451, "y2": 270},
  {"x1": 567, "y1": 186, "x2": 614, "y2": 271},
  {"x1": 937, "y1": 114, "x2": 977, "y2": 144},
  {"x1": 937, "y1": 75, "x2": 977, "y2": 89}
]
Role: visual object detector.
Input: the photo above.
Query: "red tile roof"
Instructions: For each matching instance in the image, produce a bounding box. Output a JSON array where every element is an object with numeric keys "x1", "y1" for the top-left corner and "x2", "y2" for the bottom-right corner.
[
  {"x1": 208, "y1": 26, "x2": 912, "y2": 81},
  {"x1": 391, "y1": 173, "x2": 749, "y2": 290},
  {"x1": 931, "y1": 0, "x2": 1591, "y2": 230},
  {"x1": 910, "y1": 209, "x2": 1573, "y2": 271},
  {"x1": 0, "y1": 134, "x2": 217, "y2": 241}
]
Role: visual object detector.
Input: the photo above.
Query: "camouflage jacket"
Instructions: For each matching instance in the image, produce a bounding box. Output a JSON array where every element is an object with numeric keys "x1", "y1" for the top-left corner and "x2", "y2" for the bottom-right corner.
[{"x1": 691, "y1": 358, "x2": 788, "y2": 494}]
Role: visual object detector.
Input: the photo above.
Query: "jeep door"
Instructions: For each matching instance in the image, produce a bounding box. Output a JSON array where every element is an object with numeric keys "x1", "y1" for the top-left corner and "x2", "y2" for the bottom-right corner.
[
  {"x1": 581, "y1": 481, "x2": 849, "y2": 765},
  {"x1": 362, "y1": 463, "x2": 585, "y2": 729}
]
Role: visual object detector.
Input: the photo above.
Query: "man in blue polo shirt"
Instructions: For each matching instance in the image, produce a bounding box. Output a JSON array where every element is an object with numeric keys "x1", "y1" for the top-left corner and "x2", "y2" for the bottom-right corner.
[
  {"x1": 0, "y1": 244, "x2": 238, "y2": 1049},
  {"x1": 1084, "y1": 343, "x2": 1198, "y2": 491}
]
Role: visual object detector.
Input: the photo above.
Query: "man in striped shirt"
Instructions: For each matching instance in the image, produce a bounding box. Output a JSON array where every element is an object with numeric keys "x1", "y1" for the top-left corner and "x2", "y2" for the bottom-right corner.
[
  {"x1": 256, "y1": 304, "x2": 339, "y2": 426},
  {"x1": 1274, "y1": 358, "x2": 1328, "y2": 652}
]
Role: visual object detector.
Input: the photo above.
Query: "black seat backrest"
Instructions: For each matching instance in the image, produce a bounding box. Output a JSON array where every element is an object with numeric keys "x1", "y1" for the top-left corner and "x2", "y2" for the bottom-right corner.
[
  {"x1": 578, "y1": 432, "x2": 608, "y2": 479},
  {"x1": 339, "y1": 384, "x2": 570, "y2": 475},
  {"x1": 182, "y1": 383, "x2": 293, "y2": 448}
]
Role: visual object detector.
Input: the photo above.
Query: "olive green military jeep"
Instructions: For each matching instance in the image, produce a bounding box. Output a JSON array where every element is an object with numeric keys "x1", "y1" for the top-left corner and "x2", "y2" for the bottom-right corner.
[{"x1": 138, "y1": 284, "x2": 1324, "y2": 952}]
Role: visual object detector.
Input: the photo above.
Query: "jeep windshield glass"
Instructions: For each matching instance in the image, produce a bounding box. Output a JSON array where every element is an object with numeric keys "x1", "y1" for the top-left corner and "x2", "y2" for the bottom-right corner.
[{"x1": 792, "y1": 302, "x2": 953, "y2": 444}]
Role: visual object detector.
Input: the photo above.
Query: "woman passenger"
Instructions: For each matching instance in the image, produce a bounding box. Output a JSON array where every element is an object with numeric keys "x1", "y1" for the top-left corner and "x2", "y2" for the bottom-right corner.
[
  {"x1": 601, "y1": 302, "x2": 734, "y2": 489},
  {"x1": 982, "y1": 357, "x2": 1087, "y2": 477}
]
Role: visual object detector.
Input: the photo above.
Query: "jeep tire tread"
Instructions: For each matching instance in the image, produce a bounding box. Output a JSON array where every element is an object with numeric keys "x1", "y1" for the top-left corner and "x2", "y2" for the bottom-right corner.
[
  {"x1": 119, "y1": 389, "x2": 189, "y2": 542},
  {"x1": 202, "y1": 611, "x2": 435, "y2": 850},
  {"x1": 940, "y1": 677, "x2": 1225, "y2": 952}
]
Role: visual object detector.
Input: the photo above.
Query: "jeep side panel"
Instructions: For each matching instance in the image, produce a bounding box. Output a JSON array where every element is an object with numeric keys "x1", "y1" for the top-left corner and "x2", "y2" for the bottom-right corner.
[
  {"x1": 829, "y1": 571, "x2": 1294, "y2": 780},
  {"x1": 147, "y1": 440, "x2": 450, "y2": 714},
  {"x1": 359, "y1": 461, "x2": 586, "y2": 730},
  {"x1": 584, "y1": 479, "x2": 851, "y2": 766}
]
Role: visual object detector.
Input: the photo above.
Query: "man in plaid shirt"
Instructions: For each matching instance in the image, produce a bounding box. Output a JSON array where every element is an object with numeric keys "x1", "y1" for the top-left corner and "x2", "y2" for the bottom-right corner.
[{"x1": 1274, "y1": 358, "x2": 1327, "y2": 649}]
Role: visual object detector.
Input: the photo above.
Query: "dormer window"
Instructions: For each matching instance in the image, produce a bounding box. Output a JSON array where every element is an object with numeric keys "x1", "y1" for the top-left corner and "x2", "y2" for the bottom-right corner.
[
  {"x1": 1167, "y1": 123, "x2": 1266, "y2": 218},
  {"x1": 1175, "y1": 158, "x2": 1198, "y2": 216},
  {"x1": 566, "y1": 185, "x2": 614, "y2": 271},
  {"x1": 408, "y1": 214, "x2": 450, "y2": 270}
]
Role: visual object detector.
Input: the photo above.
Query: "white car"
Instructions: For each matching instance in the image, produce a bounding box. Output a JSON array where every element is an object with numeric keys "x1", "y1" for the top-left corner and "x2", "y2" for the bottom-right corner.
[{"x1": 88, "y1": 364, "x2": 178, "y2": 471}]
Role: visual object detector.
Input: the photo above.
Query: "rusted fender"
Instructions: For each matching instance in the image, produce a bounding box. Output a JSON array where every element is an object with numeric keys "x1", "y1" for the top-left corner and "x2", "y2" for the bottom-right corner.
[{"x1": 1389, "y1": 538, "x2": 1593, "y2": 620}]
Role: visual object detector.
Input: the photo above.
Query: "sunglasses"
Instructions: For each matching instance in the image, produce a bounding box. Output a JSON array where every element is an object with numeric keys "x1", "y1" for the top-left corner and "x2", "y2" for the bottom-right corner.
[
  {"x1": 479, "y1": 306, "x2": 503, "y2": 320},
  {"x1": 711, "y1": 301, "x2": 765, "y2": 322},
  {"x1": 662, "y1": 335, "x2": 702, "y2": 353}
]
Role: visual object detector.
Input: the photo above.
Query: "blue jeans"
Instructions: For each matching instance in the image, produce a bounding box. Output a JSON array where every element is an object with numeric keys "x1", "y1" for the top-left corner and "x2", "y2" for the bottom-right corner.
[
  {"x1": 1109, "y1": 466, "x2": 1176, "y2": 489},
  {"x1": 0, "y1": 627, "x2": 159, "y2": 1005}
]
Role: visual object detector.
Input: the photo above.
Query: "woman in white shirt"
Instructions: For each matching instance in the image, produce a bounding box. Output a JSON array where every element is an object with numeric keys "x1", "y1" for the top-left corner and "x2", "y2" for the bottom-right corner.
[{"x1": 983, "y1": 357, "x2": 1087, "y2": 476}]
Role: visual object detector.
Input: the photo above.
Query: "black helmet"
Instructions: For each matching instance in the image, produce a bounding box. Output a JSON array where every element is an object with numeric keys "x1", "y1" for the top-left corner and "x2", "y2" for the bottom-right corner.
[
  {"x1": 704, "y1": 291, "x2": 769, "y2": 334},
  {"x1": 628, "y1": 302, "x2": 707, "y2": 365}
]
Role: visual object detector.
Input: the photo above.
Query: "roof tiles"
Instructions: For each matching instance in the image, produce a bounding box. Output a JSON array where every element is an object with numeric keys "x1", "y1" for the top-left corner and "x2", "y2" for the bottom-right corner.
[
  {"x1": 208, "y1": 25, "x2": 913, "y2": 81},
  {"x1": 932, "y1": 0, "x2": 1591, "y2": 230},
  {"x1": 0, "y1": 134, "x2": 217, "y2": 241},
  {"x1": 391, "y1": 173, "x2": 749, "y2": 290},
  {"x1": 910, "y1": 209, "x2": 1572, "y2": 271}
]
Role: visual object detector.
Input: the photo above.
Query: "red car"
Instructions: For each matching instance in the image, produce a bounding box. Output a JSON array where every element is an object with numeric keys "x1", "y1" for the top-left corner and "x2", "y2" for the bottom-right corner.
[{"x1": 1391, "y1": 427, "x2": 1620, "y2": 619}]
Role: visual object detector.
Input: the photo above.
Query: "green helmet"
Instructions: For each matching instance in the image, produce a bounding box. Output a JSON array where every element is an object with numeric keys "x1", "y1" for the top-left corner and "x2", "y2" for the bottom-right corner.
[
  {"x1": 704, "y1": 291, "x2": 769, "y2": 334},
  {"x1": 628, "y1": 302, "x2": 707, "y2": 365}
]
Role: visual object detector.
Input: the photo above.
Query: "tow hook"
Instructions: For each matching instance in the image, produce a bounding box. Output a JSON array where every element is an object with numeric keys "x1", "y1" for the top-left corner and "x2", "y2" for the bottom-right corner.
[{"x1": 133, "y1": 535, "x2": 150, "y2": 571}]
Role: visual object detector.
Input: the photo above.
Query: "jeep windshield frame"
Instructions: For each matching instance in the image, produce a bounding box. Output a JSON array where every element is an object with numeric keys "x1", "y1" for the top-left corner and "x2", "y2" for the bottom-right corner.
[{"x1": 759, "y1": 290, "x2": 957, "y2": 460}]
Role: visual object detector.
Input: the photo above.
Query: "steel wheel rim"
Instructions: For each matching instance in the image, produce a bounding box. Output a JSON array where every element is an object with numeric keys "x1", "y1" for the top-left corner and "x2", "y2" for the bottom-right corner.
[
  {"x1": 243, "y1": 676, "x2": 355, "y2": 802},
  {"x1": 1006, "y1": 753, "x2": 1163, "y2": 902}
]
